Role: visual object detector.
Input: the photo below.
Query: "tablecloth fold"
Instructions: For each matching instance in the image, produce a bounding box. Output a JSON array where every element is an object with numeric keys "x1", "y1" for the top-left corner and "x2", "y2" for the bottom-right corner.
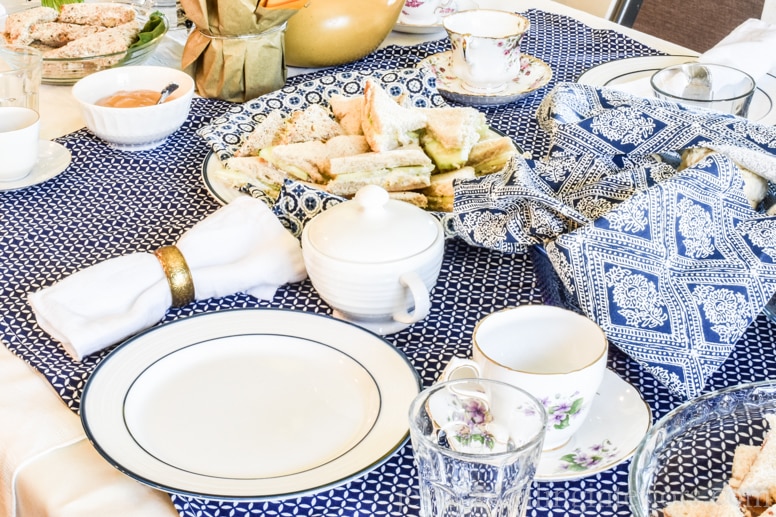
[
  {"x1": 28, "y1": 196, "x2": 307, "y2": 361},
  {"x1": 451, "y1": 82, "x2": 776, "y2": 399}
]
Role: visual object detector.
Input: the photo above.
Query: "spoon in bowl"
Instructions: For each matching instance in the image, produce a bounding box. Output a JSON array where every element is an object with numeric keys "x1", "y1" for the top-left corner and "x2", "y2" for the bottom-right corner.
[{"x1": 157, "y1": 83, "x2": 179, "y2": 105}]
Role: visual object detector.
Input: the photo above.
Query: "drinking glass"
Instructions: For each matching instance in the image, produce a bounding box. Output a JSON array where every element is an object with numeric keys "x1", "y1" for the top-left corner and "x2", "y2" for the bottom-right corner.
[
  {"x1": 650, "y1": 62, "x2": 755, "y2": 117},
  {"x1": 409, "y1": 378, "x2": 546, "y2": 517},
  {"x1": 0, "y1": 44, "x2": 42, "y2": 111}
]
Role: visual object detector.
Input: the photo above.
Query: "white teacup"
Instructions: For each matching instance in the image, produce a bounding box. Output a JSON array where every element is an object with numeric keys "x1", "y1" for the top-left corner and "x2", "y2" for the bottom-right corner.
[
  {"x1": 443, "y1": 9, "x2": 530, "y2": 94},
  {"x1": 400, "y1": 0, "x2": 457, "y2": 26},
  {"x1": 0, "y1": 106, "x2": 39, "y2": 181},
  {"x1": 440, "y1": 305, "x2": 608, "y2": 451}
]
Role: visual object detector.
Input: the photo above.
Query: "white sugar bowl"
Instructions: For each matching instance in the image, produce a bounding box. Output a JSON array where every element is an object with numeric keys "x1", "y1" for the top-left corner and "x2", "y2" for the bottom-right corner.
[{"x1": 301, "y1": 185, "x2": 445, "y2": 335}]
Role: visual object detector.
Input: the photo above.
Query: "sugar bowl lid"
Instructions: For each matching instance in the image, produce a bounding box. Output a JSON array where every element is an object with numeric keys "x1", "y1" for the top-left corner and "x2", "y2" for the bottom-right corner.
[{"x1": 304, "y1": 185, "x2": 442, "y2": 262}]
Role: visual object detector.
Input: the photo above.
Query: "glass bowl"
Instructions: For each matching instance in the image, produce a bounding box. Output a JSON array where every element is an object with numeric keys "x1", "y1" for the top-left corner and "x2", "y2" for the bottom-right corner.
[
  {"x1": 650, "y1": 62, "x2": 755, "y2": 117},
  {"x1": 629, "y1": 380, "x2": 776, "y2": 516},
  {"x1": 5, "y1": 0, "x2": 169, "y2": 85}
]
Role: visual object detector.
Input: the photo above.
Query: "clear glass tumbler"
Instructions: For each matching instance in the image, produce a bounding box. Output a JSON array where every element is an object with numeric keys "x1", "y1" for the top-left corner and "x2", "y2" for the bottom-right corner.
[
  {"x1": 0, "y1": 45, "x2": 42, "y2": 112},
  {"x1": 650, "y1": 62, "x2": 755, "y2": 117},
  {"x1": 409, "y1": 378, "x2": 547, "y2": 517}
]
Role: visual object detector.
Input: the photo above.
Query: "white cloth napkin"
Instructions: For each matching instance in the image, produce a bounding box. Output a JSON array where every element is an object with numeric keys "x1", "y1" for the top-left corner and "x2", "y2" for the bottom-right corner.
[
  {"x1": 699, "y1": 18, "x2": 776, "y2": 81},
  {"x1": 0, "y1": 345, "x2": 178, "y2": 517},
  {"x1": 29, "y1": 196, "x2": 307, "y2": 361},
  {"x1": 0, "y1": 346, "x2": 83, "y2": 517},
  {"x1": 611, "y1": 18, "x2": 776, "y2": 98}
]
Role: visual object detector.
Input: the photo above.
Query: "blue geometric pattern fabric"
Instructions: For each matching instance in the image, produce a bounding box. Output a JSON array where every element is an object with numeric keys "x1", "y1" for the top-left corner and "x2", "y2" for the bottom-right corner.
[{"x1": 453, "y1": 83, "x2": 776, "y2": 398}]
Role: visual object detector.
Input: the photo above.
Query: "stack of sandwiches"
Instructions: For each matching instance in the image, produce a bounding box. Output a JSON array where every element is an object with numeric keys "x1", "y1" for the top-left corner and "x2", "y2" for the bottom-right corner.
[
  {"x1": 661, "y1": 413, "x2": 776, "y2": 517},
  {"x1": 215, "y1": 78, "x2": 520, "y2": 211}
]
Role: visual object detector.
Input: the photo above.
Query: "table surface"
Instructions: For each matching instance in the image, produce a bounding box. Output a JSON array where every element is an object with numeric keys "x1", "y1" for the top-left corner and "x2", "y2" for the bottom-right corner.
[{"x1": 10, "y1": 1, "x2": 774, "y2": 517}]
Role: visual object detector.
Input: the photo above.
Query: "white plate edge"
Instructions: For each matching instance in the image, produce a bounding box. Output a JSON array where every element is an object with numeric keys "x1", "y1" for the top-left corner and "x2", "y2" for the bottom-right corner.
[
  {"x1": 577, "y1": 55, "x2": 776, "y2": 126},
  {"x1": 81, "y1": 308, "x2": 421, "y2": 500}
]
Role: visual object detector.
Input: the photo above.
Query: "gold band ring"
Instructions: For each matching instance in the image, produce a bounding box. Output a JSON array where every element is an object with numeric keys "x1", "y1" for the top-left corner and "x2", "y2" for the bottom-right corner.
[{"x1": 154, "y1": 245, "x2": 195, "y2": 307}]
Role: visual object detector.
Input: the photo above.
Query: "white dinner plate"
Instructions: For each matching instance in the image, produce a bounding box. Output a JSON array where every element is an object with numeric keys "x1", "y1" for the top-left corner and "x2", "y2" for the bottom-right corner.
[
  {"x1": 81, "y1": 308, "x2": 421, "y2": 500},
  {"x1": 535, "y1": 369, "x2": 652, "y2": 482},
  {"x1": 577, "y1": 55, "x2": 776, "y2": 125},
  {"x1": 0, "y1": 140, "x2": 71, "y2": 191},
  {"x1": 201, "y1": 150, "x2": 237, "y2": 205}
]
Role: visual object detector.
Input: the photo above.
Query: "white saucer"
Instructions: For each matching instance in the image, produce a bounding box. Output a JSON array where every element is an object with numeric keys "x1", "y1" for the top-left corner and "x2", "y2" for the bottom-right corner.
[
  {"x1": 418, "y1": 51, "x2": 553, "y2": 106},
  {"x1": 535, "y1": 369, "x2": 651, "y2": 482},
  {"x1": 393, "y1": 0, "x2": 478, "y2": 34},
  {"x1": 0, "y1": 141, "x2": 71, "y2": 191}
]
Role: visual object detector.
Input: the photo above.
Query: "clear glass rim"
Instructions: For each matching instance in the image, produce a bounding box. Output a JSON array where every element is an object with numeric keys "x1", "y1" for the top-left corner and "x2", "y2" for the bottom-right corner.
[
  {"x1": 409, "y1": 377, "x2": 549, "y2": 458},
  {"x1": 628, "y1": 378, "x2": 776, "y2": 516}
]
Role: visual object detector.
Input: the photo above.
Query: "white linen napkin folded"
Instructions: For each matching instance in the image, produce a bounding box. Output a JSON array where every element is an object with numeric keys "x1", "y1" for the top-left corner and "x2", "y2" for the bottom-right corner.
[
  {"x1": 611, "y1": 17, "x2": 776, "y2": 98},
  {"x1": 29, "y1": 196, "x2": 307, "y2": 361},
  {"x1": 699, "y1": 18, "x2": 776, "y2": 81}
]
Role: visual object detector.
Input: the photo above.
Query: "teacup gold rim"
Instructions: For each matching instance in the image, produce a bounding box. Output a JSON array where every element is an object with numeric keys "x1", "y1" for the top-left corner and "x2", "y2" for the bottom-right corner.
[
  {"x1": 442, "y1": 9, "x2": 530, "y2": 39},
  {"x1": 471, "y1": 304, "x2": 608, "y2": 376}
]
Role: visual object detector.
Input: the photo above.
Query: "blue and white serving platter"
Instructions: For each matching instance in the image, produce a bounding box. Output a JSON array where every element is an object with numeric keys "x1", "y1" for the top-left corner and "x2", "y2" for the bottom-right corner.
[
  {"x1": 81, "y1": 308, "x2": 421, "y2": 501},
  {"x1": 577, "y1": 55, "x2": 776, "y2": 125}
]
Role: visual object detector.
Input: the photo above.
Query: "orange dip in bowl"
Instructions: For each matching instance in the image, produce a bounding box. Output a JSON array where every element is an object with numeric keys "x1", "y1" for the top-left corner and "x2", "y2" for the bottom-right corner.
[{"x1": 96, "y1": 89, "x2": 162, "y2": 108}]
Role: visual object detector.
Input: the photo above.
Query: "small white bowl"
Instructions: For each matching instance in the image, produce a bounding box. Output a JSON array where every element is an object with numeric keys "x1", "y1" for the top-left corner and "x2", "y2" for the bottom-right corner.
[{"x1": 72, "y1": 65, "x2": 194, "y2": 151}]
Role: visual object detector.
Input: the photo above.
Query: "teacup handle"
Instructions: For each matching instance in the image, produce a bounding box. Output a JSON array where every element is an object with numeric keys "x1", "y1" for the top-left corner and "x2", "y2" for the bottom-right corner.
[
  {"x1": 460, "y1": 35, "x2": 476, "y2": 68},
  {"x1": 438, "y1": 357, "x2": 490, "y2": 404},
  {"x1": 439, "y1": 356, "x2": 482, "y2": 382},
  {"x1": 393, "y1": 271, "x2": 431, "y2": 324}
]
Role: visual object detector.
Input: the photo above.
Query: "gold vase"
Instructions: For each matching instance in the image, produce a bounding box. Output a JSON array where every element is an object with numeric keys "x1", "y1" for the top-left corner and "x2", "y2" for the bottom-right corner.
[{"x1": 285, "y1": 0, "x2": 404, "y2": 68}]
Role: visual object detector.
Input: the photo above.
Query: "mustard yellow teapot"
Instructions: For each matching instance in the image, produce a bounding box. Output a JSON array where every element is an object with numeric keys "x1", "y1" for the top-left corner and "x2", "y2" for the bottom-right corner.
[{"x1": 285, "y1": 0, "x2": 404, "y2": 67}]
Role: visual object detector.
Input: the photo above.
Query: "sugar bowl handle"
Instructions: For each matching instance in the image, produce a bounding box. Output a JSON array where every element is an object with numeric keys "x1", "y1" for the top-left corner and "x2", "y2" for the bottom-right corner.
[{"x1": 393, "y1": 271, "x2": 431, "y2": 324}]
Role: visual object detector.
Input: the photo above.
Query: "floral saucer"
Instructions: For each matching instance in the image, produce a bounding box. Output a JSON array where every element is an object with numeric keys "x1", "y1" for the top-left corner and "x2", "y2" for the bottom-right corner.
[
  {"x1": 535, "y1": 369, "x2": 651, "y2": 481},
  {"x1": 417, "y1": 51, "x2": 553, "y2": 106}
]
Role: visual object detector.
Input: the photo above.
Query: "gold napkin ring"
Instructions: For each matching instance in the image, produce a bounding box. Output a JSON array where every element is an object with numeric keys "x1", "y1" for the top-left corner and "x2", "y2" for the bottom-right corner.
[{"x1": 154, "y1": 246, "x2": 195, "y2": 307}]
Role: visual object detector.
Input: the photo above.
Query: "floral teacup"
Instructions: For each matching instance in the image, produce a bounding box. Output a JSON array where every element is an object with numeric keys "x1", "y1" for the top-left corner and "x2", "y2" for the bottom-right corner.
[
  {"x1": 443, "y1": 9, "x2": 530, "y2": 94},
  {"x1": 440, "y1": 305, "x2": 608, "y2": 451},
  {"x1": 400, "y1": 0, "x2": 457, "y2": 26}
]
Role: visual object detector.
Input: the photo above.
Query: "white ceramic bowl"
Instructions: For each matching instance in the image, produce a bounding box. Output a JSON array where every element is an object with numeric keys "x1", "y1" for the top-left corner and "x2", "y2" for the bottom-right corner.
[
  {"x1": 301, "y1": 185, "x2": 445, "y2": 335},
  {"x1": 72, "y1": 65, "x2": 194, "y2": 151}
]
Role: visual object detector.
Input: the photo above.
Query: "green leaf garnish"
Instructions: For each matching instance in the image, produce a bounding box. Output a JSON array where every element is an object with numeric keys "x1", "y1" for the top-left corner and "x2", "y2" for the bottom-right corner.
[
  {"x1": 40, "y1": 0, "x2": 83, "y2": 9},
  {"x1": 129, "y1": 11, "x2": 166, "y2": 48}
]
